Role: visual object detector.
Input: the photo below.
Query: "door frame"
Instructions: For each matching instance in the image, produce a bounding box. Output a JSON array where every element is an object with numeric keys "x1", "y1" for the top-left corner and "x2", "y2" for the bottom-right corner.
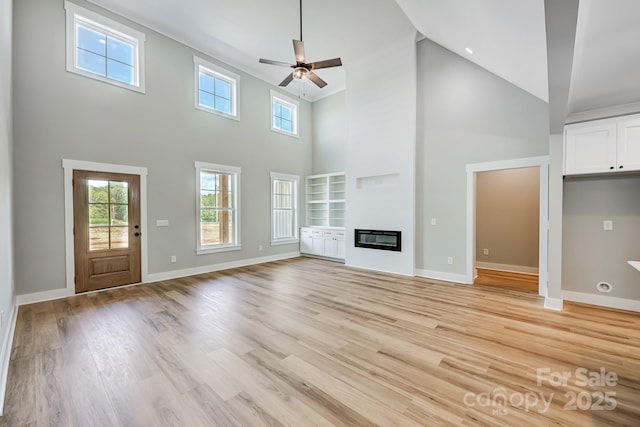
[
  {"x1": 63, "y1": 159, "x2": 149, "y2": 295},
  {"x1": 465, "y1": 156, "x2": 549, "y2": 296}
]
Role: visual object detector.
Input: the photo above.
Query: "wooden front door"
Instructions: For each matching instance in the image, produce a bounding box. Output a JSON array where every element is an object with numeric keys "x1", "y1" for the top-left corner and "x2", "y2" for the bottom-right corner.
[{"x1": 73, "y1": 170, "x2": 141, "y2": 293}]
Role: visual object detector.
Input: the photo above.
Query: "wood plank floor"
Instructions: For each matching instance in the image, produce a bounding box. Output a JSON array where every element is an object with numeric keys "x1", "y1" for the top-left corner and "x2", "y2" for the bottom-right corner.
[
  {"x1": 474, "y1": 268, "x2": 539, "y2": 292},
  {"x1": 2, "y1": 257, "x2": 639, "y2": 426}
]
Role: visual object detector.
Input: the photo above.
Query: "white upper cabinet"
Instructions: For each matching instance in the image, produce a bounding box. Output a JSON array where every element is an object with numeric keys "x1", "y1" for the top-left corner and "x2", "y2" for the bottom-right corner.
[
  {"x1": 617, "y1": 117, "x2": 640, "y2": 172},
  {"x1": 564, "y1": 114, "x2": 640, "y2": 175}
]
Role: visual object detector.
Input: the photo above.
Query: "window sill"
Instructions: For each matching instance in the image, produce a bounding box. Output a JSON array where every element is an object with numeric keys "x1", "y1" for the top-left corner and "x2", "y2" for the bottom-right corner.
[
  {"x1": 66, "y1": 67, "x2": 146, "y2": 94},
  {"x1": 271, "y1": 239, "x2": 300, "y2": 246},
  {"x1": 197, "y1": 245, "x2": 241, "y2": 255},
  {"x1": 195, "y1": 104, "x2": 240, "y2": 121},
  {"x1": 270, "y1": 127, "x2": 299, "y2": 138}
]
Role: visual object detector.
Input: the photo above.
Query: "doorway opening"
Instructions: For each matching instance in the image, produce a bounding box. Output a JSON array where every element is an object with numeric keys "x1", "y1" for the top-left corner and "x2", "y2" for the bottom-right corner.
[
  {"x1": 474, "y1": 167, "x2": 540, "y2": 292},
  {"x1": 63, "y1": 159, "x2": 148, "y2": 296},
  {"x1": 73, "y1": 170, "x2": 141, "y2": 293},
  {"x1": 466, "y1": 156, "x2": 549, "y2": 296}
]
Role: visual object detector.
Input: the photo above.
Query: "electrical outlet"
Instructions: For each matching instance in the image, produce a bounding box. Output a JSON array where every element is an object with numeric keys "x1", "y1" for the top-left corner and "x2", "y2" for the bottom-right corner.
[
  {"x1": 603, "y1": 220, "x2": 613, "y2": 231},
  {"x1": 447, "y1": 257, "x2": 454, "y2": 265},
  {"x1": 431, "y1": 218, "x2": 437, "y2": 226},
  {"x1": 170, "y1": 255, "x2": 177, "y2": 263},
  {"x1": 259, "y1": 245, "x2": 263, "y2": 251},
  {"x1": 483, "y1": 248, "x2": 489, "y2": 256}
]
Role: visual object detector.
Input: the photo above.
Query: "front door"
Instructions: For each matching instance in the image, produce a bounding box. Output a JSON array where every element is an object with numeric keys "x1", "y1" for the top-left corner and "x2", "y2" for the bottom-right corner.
[{"x1": 73, "y1": 170, "x2": 141, "y2": 293}]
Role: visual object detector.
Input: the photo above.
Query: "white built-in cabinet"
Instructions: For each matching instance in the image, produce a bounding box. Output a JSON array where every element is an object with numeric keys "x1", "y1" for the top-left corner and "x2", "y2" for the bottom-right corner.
[
  {"x1": 301, "y1": 172, "x2": 346, "y2": 261},
  {"x1": 564, "y1": 115, "x2": 640, "y2": 175},
  {"x1": 305, "y1": 172, "x2": 346, "y2": 227},
  {"x1": 300, "y1": 227, "x2": 345, "y2": 260}
]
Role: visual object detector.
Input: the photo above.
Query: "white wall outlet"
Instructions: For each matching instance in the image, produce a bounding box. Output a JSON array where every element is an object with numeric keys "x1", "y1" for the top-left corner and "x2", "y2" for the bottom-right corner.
[
  {"x1": 156, "y1": 219, "x2": 169, "y2": 227},
  {"x1": 447, "y1": 257, "x2": 454, "y2": 265},
  {"x1": 483, "y1": 248, "x2": 489, "y2": 256},
  {"x1": 259, "y1": 245, "x2": 263, "y2": 251},
  {"x1": 170, "y1": 255, "x2": 177, "y2": 263},
  {"x1": 603, "y1": 220, "x2": 613, "y2": 231},
  {"x1": 431, "y1": 218, "x2": 437, "y2": 226}
]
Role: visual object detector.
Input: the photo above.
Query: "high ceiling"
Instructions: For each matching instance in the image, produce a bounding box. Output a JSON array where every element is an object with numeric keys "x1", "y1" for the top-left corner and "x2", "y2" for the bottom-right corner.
[{"x1": 86, "y1": 0, "x2": 640, "y2": 118}]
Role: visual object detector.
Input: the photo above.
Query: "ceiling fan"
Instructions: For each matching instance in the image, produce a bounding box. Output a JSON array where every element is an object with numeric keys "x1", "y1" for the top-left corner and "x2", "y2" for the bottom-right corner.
[{"x1": 259, "y1": 0, "x2": 342, "y2": 88}]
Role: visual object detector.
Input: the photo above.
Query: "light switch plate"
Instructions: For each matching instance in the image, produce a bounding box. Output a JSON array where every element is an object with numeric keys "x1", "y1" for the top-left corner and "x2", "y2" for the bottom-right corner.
[
  {"x1": 603, "y1": 220, "x2": 613, "y2": 231},
  {"x1": 156, "y1": 219, "x2": 169, "y2": 227}
]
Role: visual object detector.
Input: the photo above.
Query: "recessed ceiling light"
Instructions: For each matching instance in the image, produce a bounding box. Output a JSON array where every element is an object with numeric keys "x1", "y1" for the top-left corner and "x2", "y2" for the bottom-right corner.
[{"x1": 465, "y1": 47, "x2": 473, "y2": 54}]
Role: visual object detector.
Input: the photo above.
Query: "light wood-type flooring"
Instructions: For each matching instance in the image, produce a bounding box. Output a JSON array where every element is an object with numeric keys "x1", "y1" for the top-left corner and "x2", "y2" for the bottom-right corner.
[
  {"x1": 474, "y1": 268, "x2": 539, "y2": 292},
  {"x1": 2, "y1": 257, "x2": 639, "y2": 426}
]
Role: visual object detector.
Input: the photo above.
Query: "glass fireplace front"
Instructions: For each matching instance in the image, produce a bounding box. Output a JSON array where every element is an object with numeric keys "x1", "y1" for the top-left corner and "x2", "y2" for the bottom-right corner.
[{"x1": 354, "y1": 229, "x2": 401, "y2": 252}]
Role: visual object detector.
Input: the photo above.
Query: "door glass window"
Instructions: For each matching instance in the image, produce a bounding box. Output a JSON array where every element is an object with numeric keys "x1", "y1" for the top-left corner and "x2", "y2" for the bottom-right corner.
[{"x1": 88, "y1": 180, "x2": 129, "y2": 251}]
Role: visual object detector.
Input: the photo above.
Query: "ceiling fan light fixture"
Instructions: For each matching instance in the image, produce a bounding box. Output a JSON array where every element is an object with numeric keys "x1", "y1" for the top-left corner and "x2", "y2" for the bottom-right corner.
[{"x1": 294, "y1": 67, "x2": 309, "y2": 80}]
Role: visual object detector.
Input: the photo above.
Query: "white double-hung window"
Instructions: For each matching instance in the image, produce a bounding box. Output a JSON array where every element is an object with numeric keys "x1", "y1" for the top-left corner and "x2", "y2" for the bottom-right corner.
[
  {"x1": 196, "y1": 162, "x2": 241, "y2": 254},
  {"x1": 271, "y1": 172, "x2": 299, "y2": 244},
  {"x1": 65, "y1": 1, "x2": 145, "y2": 92}
]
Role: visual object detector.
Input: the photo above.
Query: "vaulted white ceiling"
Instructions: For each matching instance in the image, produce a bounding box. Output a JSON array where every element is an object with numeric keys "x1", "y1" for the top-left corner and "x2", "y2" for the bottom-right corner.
[{"x1": 86, "y1": 0, "x2": 640, "y2": 118}]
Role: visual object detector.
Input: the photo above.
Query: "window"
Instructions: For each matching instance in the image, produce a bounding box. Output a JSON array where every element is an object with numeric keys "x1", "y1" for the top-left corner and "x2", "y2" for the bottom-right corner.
[
  {"x1": 194, "y1": 57, "x2": 239, "y2": 119},
  {"x1": 65, "y1": 1, "x2": 145, "y2": 92},
  {"x1": 271, "y1": 172, "x2": 299, "y2": 244},
  {"x1": 270, "y1": 90, "x2": 299, "y2": 137},
  {"x1": 195, "y1": 162, "x2": 241, "y2": 254}
]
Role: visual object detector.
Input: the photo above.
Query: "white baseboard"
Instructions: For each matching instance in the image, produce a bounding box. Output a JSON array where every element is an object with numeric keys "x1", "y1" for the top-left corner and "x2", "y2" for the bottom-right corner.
[
  {"x1": 415, "y1": 269, "x2": 471, "y2": 284},
  {"x1": 563, "y1": 291, "x2": 640, "y2": 313},
  {"x1": 15, "y1": 252, "x2": 302, "y2": 307},
  {"x1": 146, "y1": 252, "x2": 301, "y2": 283},
  {"x1": 544, "y1": 297, "x2": 563, "y2": 311},
  {"x1": 475, "y1": 262, "x2": 539, "y2": 275},
  {"x1": 16, "y1": 287, "x2": 74, "y2": 306},
  {"x1": 345, "y1": 263, "x2": 414, "y2": 277},
  {"x1": 0, "y1": 303, "x2": 18, "y2": 416}
]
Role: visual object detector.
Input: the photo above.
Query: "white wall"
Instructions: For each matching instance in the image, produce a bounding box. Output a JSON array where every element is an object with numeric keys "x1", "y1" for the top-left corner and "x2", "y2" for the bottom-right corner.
[
  {"x1": 344, "y1": 33, "x2": 417, "y2": 276},
  {"x1": 312, "y1": 91, "x2": 347, "y2": 175},
  {"x1": 0, "y1": 0, "x2": 16, "y2": 409},
  {"x1": 416, "y1": 39, "x2": 549, "y2": 279},
  {"x1": 12, "y1": 0, "x2": 312, "y2": 296}
]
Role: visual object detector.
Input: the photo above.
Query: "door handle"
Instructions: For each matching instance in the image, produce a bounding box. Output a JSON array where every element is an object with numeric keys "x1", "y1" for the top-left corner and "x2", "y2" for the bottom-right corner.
[{"x1": 134, "y1": 232, "x2": 141, "y2": 237}]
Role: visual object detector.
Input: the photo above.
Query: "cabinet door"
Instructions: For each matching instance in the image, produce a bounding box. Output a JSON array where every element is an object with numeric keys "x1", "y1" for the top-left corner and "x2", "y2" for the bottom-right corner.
[
  {"x1": 565, "y1": 123, "x2": 617, "y2": 175},
  {"x1": 323, "y1": 232, "x2": 338, "y2": 257},
  {"x1": 311, "y1": 230, "x2": 324, "y2": 254},
  {"x1": 617, "y1": 118, "x2": 640, "y2": 172},
  {"x1": 300, "y1": 228, "x2": 313, "y2": 254},
  {"x1": 335, "y1": 231, "x2": 346, "y2": 259}
]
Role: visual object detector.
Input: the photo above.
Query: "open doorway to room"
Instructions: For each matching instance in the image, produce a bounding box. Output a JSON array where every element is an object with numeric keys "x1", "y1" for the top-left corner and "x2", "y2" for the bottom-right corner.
[
  {"x1": 474, "y1": 167, "x2": 540, "y2": 292},
  {"x1": 465, "y1": 156, "x2": 549, "y2": 296}
]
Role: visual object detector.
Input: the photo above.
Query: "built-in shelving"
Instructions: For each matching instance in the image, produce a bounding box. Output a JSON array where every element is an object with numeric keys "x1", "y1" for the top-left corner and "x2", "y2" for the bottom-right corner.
[{"x1": 305, "y1": 172, "x2": 346, "y2": 227}]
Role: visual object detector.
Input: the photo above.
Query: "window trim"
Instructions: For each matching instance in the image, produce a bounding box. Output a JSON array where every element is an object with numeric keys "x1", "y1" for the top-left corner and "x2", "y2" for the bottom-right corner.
[
  {"x1": 194, "y1": 56, "x2": 240, "y2": 120},
  {"x1": 270, "y1": 172, "x2": 300, "y2": 245},
  {"x1": 64, "y1": 1, "x2": 146, "y2": 93},
  {"x1": 270, "y1": 90, "x2": 299, "y2": 138},
  {"x1": 195, "y1": 161, "x2": 242, "y2": 255}
]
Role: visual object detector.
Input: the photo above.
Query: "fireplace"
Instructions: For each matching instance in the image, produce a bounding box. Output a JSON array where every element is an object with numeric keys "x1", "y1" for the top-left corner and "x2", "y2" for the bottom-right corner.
[{"x1": 354, "y1": 229, "x2": 401, "y2": 252}]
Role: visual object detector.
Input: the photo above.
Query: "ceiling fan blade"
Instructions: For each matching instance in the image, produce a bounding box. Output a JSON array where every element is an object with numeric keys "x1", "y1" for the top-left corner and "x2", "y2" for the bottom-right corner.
[
  {"x1": 259, "y1": 58, "x2": 294, "y2": 67},
  {"x1": 308, "y1": 72, "x2": 327, "y2": 88},
  {"x1": 310, "y1": 58, "x2": 343, "y2": 70},
  {"x1": 279, "y1": 73, "x2": 294, "y2": 87},
  {"x1": 293, "y1": 39, "x2": 305, "y2": 64}
]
